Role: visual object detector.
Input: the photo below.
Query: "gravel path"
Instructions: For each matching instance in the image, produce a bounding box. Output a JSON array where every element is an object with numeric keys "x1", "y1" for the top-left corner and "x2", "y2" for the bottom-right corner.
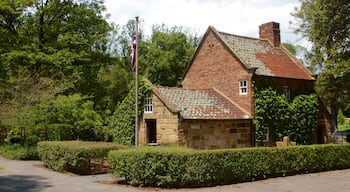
[{"x1": 1, "y1": 155, "x2": 350, "y2": 192}]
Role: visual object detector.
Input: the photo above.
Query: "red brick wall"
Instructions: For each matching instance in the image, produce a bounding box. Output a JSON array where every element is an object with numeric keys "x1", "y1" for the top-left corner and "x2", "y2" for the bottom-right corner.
[{"x1": 182, "y1": 30, "x2": 253, "y2": 115}]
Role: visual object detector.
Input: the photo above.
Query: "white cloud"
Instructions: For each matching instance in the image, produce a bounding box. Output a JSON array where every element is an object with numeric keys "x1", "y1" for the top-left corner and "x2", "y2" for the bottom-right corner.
[{"x1": 104, "y1": 0, "x2": 306, "y2": 45}]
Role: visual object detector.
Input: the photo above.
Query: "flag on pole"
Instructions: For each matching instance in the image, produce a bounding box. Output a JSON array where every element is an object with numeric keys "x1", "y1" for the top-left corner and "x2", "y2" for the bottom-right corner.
[{"x1": 130, "y1": 32, "x2": 137, "y2": 72}]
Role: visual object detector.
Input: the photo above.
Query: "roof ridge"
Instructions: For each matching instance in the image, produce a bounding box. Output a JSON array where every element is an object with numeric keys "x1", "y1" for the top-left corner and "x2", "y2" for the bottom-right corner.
[
  {"x1": 218, "y1": 31, "x2": 264, "y2": 42},
  {"x1": 211, "y1": 87, "x2": 252, "y2": 118}
]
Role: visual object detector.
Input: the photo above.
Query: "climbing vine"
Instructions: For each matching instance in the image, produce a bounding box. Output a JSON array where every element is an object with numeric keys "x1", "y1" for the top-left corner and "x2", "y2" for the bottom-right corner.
[
  {"x1": 254, "y1": 86, "x2": 319, "y2": 146},
  {"x1": 108, "y1": 77, "x2": 151, "y2": 145}
]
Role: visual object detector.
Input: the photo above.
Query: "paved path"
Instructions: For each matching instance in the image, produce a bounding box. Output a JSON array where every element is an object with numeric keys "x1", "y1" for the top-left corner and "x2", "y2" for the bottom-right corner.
[{"x1": 1, "y1": 156, "x2": 350, "y2": 192}]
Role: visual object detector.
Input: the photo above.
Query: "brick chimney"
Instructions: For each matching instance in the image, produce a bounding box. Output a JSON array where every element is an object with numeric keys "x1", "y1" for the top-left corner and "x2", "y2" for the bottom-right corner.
[{"x1": 259, "y1": 22, "x2": 280, "y2": 47}]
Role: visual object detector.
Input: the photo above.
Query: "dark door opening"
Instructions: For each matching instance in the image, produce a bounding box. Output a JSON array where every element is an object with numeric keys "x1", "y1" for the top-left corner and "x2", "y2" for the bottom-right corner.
[
  {"x1": 146, "y1": 119, "x2": 157, "y2": 143},
  {"x1": 317, "y1": 125, "x2": 324, "y2": 144}
]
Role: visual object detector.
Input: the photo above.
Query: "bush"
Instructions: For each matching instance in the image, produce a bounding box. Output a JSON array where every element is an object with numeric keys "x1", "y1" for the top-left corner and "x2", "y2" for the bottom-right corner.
[
  {"x1": 38, "y1": 141, "x2": 126, "y2": 174},
  {"x1": 6, "y1": 94, "x2": 106, "y2": 146},
  {"x1": 108, "y1": 144, "x2": 350, "y2": 188},
  {"x1": 0, "y1": 144, "x2": 39, "y2": 160}
]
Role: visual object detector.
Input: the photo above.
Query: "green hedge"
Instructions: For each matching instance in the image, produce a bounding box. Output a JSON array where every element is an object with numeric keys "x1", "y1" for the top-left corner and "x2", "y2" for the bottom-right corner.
[
  {"x1": 38, "y1": 141, "x2": 126, "y2": 174},
  {"x1": 0, "y1": 144, "x2": 39, "y2": 160},
  {"x1": 108, "y1": 144, "x2": 350, "y2": 187}
]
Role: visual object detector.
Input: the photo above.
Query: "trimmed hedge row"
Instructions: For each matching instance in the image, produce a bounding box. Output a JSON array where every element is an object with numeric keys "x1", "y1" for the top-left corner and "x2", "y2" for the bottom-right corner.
[
  {"x1": 108, "y1": 144, "x2": 350, "y2": 187},
  {"x1": 38, "y1": 141, "x2": 126, "y2": 174}
]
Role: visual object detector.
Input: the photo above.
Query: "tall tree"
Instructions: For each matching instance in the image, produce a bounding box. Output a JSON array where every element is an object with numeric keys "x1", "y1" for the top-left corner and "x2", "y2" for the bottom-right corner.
[
  {"x1": 0, "y1": 0, "x2": 115, "y2": 131},
  {"x1": 140, "y1": 24, "x2": 195, "y2": 86},
  {"x1": 292, "y1": 0, "x2": 350, "y2": 128},
  {"x1": 0, "y1": 0, "x2": 112, "y2": 90}
]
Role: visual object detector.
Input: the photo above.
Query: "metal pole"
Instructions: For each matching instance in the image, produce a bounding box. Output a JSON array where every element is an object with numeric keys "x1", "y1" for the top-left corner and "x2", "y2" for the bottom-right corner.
[{"x1": 135, "y1": 16, "x2": 139, "y2": 146}]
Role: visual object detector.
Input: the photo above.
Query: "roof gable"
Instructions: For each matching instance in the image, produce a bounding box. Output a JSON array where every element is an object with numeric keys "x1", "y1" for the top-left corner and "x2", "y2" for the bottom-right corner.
[{"x1": 183, "y1": 26, "x2": 315, "y2": 81}]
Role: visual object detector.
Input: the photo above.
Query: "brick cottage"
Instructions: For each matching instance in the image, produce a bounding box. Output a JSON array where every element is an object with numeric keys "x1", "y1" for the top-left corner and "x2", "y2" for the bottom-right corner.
[{"x1": 138, "y1": 22, "x2": 332, "y2": 149}]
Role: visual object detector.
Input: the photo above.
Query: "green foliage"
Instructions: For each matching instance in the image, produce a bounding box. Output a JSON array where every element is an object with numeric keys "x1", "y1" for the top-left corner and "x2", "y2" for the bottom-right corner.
[
  {"x1": 0, "y1": 1, "x2": 198, "y2": 146},
  {"x1": 344, "y1": 103, "x2": 350, "y2": 117},
  {"x1": 0, "y1": 144, "x2": 38, "y2": 160},
  {"x1": 290, "y1": 94, "x2": 319, "y2": 144},
  {"x1": 108, "y1": 78, "x2": 151, "y2": 145},
  {"x1": 108, "y1": 144, "x2": 350, "y2": 188},
  {"x1": 293, "y1": 0, "x2": 350, "y2": 126},
  {"x1": 338, "y1": 110, "x2": 350, "y2": 132},
  {"x1": 38, "y1": 141, "x2": 126, "y2": 174},
  {"x1": 338, "y1": 123, "x2": 350, "y2": 133},
  {"x1": 254, "y1": 86, "x2": 319, "y2": 145},
  {"x1": 282, "y1": 43, "x2": 297, "y2": 55},
  {"x1": 140, "y1": 25, "x2": 196, "y2": 86},
  {"x1": 338, "y1": 110, "x2": 345, "y2": 125},
  {"x1": 6, "y1": 94, "x2": 105, "y2": 146}
]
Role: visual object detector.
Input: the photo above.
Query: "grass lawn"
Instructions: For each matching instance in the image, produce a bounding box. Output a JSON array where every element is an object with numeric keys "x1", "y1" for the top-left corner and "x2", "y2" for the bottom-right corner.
[
  {"x1": 0, "y1": 166, "x2": 3, "y2": 171},
  {"x1": 338, "y1": 118, "x2": 350, "y2": 132}
]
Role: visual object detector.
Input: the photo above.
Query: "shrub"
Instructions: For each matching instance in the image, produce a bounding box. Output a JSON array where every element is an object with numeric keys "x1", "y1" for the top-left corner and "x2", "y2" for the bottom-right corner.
[
  {"x1": 0, "y1": 144, "x2": 39, "y2": 160},
  {"x1": 6, "y1": 94, "x2": 106, "y2": 146},
  {"x1": 108, "y1": 78, "x2": 151, "y2": 146},
  {"x1": 108, "y1": 144, "x2": 350, "y2": 188},
  {"x1": 38, "y1": 141, "x2": 126, "y2": 174}
]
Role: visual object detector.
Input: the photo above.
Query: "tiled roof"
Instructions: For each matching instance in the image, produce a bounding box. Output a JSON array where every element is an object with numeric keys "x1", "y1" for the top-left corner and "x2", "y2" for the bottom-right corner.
[
  {"x1": 156, "y1": 86, "x2": 250, "y2": 120},
  {"x1": 217, "y1": 30, "x2": 315, "y2": 80}
]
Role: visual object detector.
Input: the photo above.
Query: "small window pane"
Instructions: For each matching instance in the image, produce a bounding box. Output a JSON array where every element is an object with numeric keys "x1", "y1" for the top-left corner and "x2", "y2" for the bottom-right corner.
[
  {"x1": 239, "y1": 80, "x2": 248, "y2": 95},
  {"x1": 144, "y1": 97, "x2": 153, "y2": 113}
]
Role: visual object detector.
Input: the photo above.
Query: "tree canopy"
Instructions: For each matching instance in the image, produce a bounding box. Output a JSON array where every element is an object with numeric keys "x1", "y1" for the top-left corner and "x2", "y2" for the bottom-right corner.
[
  {"x1": 293, "y1": 0, "x2": 350, "y2": 126},
  {"x1": 0, "y1": 0, "x2": 198, "y2": 145}
]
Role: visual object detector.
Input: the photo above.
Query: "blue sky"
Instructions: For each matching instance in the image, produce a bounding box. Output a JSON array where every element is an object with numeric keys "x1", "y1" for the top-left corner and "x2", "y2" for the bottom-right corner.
[{"x1": 104, "y1": 0, "x2": 307, "y2": 47}]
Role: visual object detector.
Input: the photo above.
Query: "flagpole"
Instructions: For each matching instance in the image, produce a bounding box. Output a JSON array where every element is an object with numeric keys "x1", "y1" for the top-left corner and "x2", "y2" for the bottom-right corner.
[{"x1": 135, "y1": 16, "x2": 139, "y2": 147}]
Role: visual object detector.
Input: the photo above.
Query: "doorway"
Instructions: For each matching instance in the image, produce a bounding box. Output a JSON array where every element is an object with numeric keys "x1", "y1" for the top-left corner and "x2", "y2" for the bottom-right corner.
[{"x1": 146, "y1": 119, "x2": 157, "y2": 143}]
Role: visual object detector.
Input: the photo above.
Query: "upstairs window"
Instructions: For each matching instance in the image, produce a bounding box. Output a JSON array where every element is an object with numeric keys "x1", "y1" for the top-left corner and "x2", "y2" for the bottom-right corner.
[
  {"x1": 239, "y1": 80, "x2": 248, "y2": 95},
  {"x1": 144, "y1": 97, "x2": 153, "y2": 113}
]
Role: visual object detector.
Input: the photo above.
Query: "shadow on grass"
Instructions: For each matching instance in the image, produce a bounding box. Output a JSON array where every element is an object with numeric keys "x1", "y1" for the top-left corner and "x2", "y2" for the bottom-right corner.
[{"x1": 0, "y1": 175, "x2": 52, "y2": 192}]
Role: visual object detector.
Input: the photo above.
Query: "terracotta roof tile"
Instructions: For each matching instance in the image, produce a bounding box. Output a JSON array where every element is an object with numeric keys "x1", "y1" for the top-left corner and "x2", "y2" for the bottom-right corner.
[
  {"x1": 156, "y1": 86, "x2": 250, "y2": 120},
  {"x1": 218, "y1": 31, "x2": 314, "y2": 80}
]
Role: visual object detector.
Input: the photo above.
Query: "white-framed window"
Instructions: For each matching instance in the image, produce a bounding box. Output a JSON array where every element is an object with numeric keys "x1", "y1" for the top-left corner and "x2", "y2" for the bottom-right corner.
[
  {"x1": 239, "y1": 80, "x2": 248, "y2": 95},
  {"x1": 263, "y1": 127, "x2": 269, "y2": 142},
  {"x1": 144, "y1": 97, "x2": 153, "y2": 113}
]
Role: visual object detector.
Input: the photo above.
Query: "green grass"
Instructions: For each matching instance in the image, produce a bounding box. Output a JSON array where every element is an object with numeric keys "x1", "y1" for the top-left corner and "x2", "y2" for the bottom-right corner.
[
  {"x1": 338, "y1": 122, "x2": 350, "y2": 132},
  {"x1": 0, "y1": 166, "x2": 4, "y2": 171},
  {"x1": 0, "y1": 144, "x2": 39, "y2": 160}
]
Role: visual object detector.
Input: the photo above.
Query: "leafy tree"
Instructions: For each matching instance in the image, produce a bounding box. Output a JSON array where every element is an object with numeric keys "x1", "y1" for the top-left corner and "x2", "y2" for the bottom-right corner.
[
  {"x1": 292, "y1": 0, "x2": 350, "y2": 128},
  {"x1": 282, "y1": 43, "x2": 297, "y2": 55},
  {"x1": 140, "y1": 24, "x2": 196, "y2": 86}
]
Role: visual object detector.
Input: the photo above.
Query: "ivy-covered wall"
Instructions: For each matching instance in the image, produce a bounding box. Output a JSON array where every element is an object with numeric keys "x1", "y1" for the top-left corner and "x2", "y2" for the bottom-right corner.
[{"x1": 254, "y1": 86, "x2": 319, "y2": 146}]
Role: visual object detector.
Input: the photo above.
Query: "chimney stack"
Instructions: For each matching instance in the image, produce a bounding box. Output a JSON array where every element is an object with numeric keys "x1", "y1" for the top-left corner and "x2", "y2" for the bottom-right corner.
[{"x1": 259, "y1": 22, "x2": 280, "y2": 47}]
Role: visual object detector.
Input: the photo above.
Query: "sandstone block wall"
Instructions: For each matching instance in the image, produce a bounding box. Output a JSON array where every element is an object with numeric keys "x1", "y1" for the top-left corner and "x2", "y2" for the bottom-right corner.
[
  {"x1": 139, "y1": 93, "x2": 179, "y2": 145},
  {"x1": 178, "y1": 119, "x2": 252, "y2": 149}
]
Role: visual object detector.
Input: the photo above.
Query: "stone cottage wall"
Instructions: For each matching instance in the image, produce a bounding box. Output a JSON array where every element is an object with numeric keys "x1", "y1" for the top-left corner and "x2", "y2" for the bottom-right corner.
[
  {"x1": 139, "y1": 93, "x2": 179, "y2": 145},
  {"x1": 178, "y1": 119, "x2": 252, "y2": 149}
]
